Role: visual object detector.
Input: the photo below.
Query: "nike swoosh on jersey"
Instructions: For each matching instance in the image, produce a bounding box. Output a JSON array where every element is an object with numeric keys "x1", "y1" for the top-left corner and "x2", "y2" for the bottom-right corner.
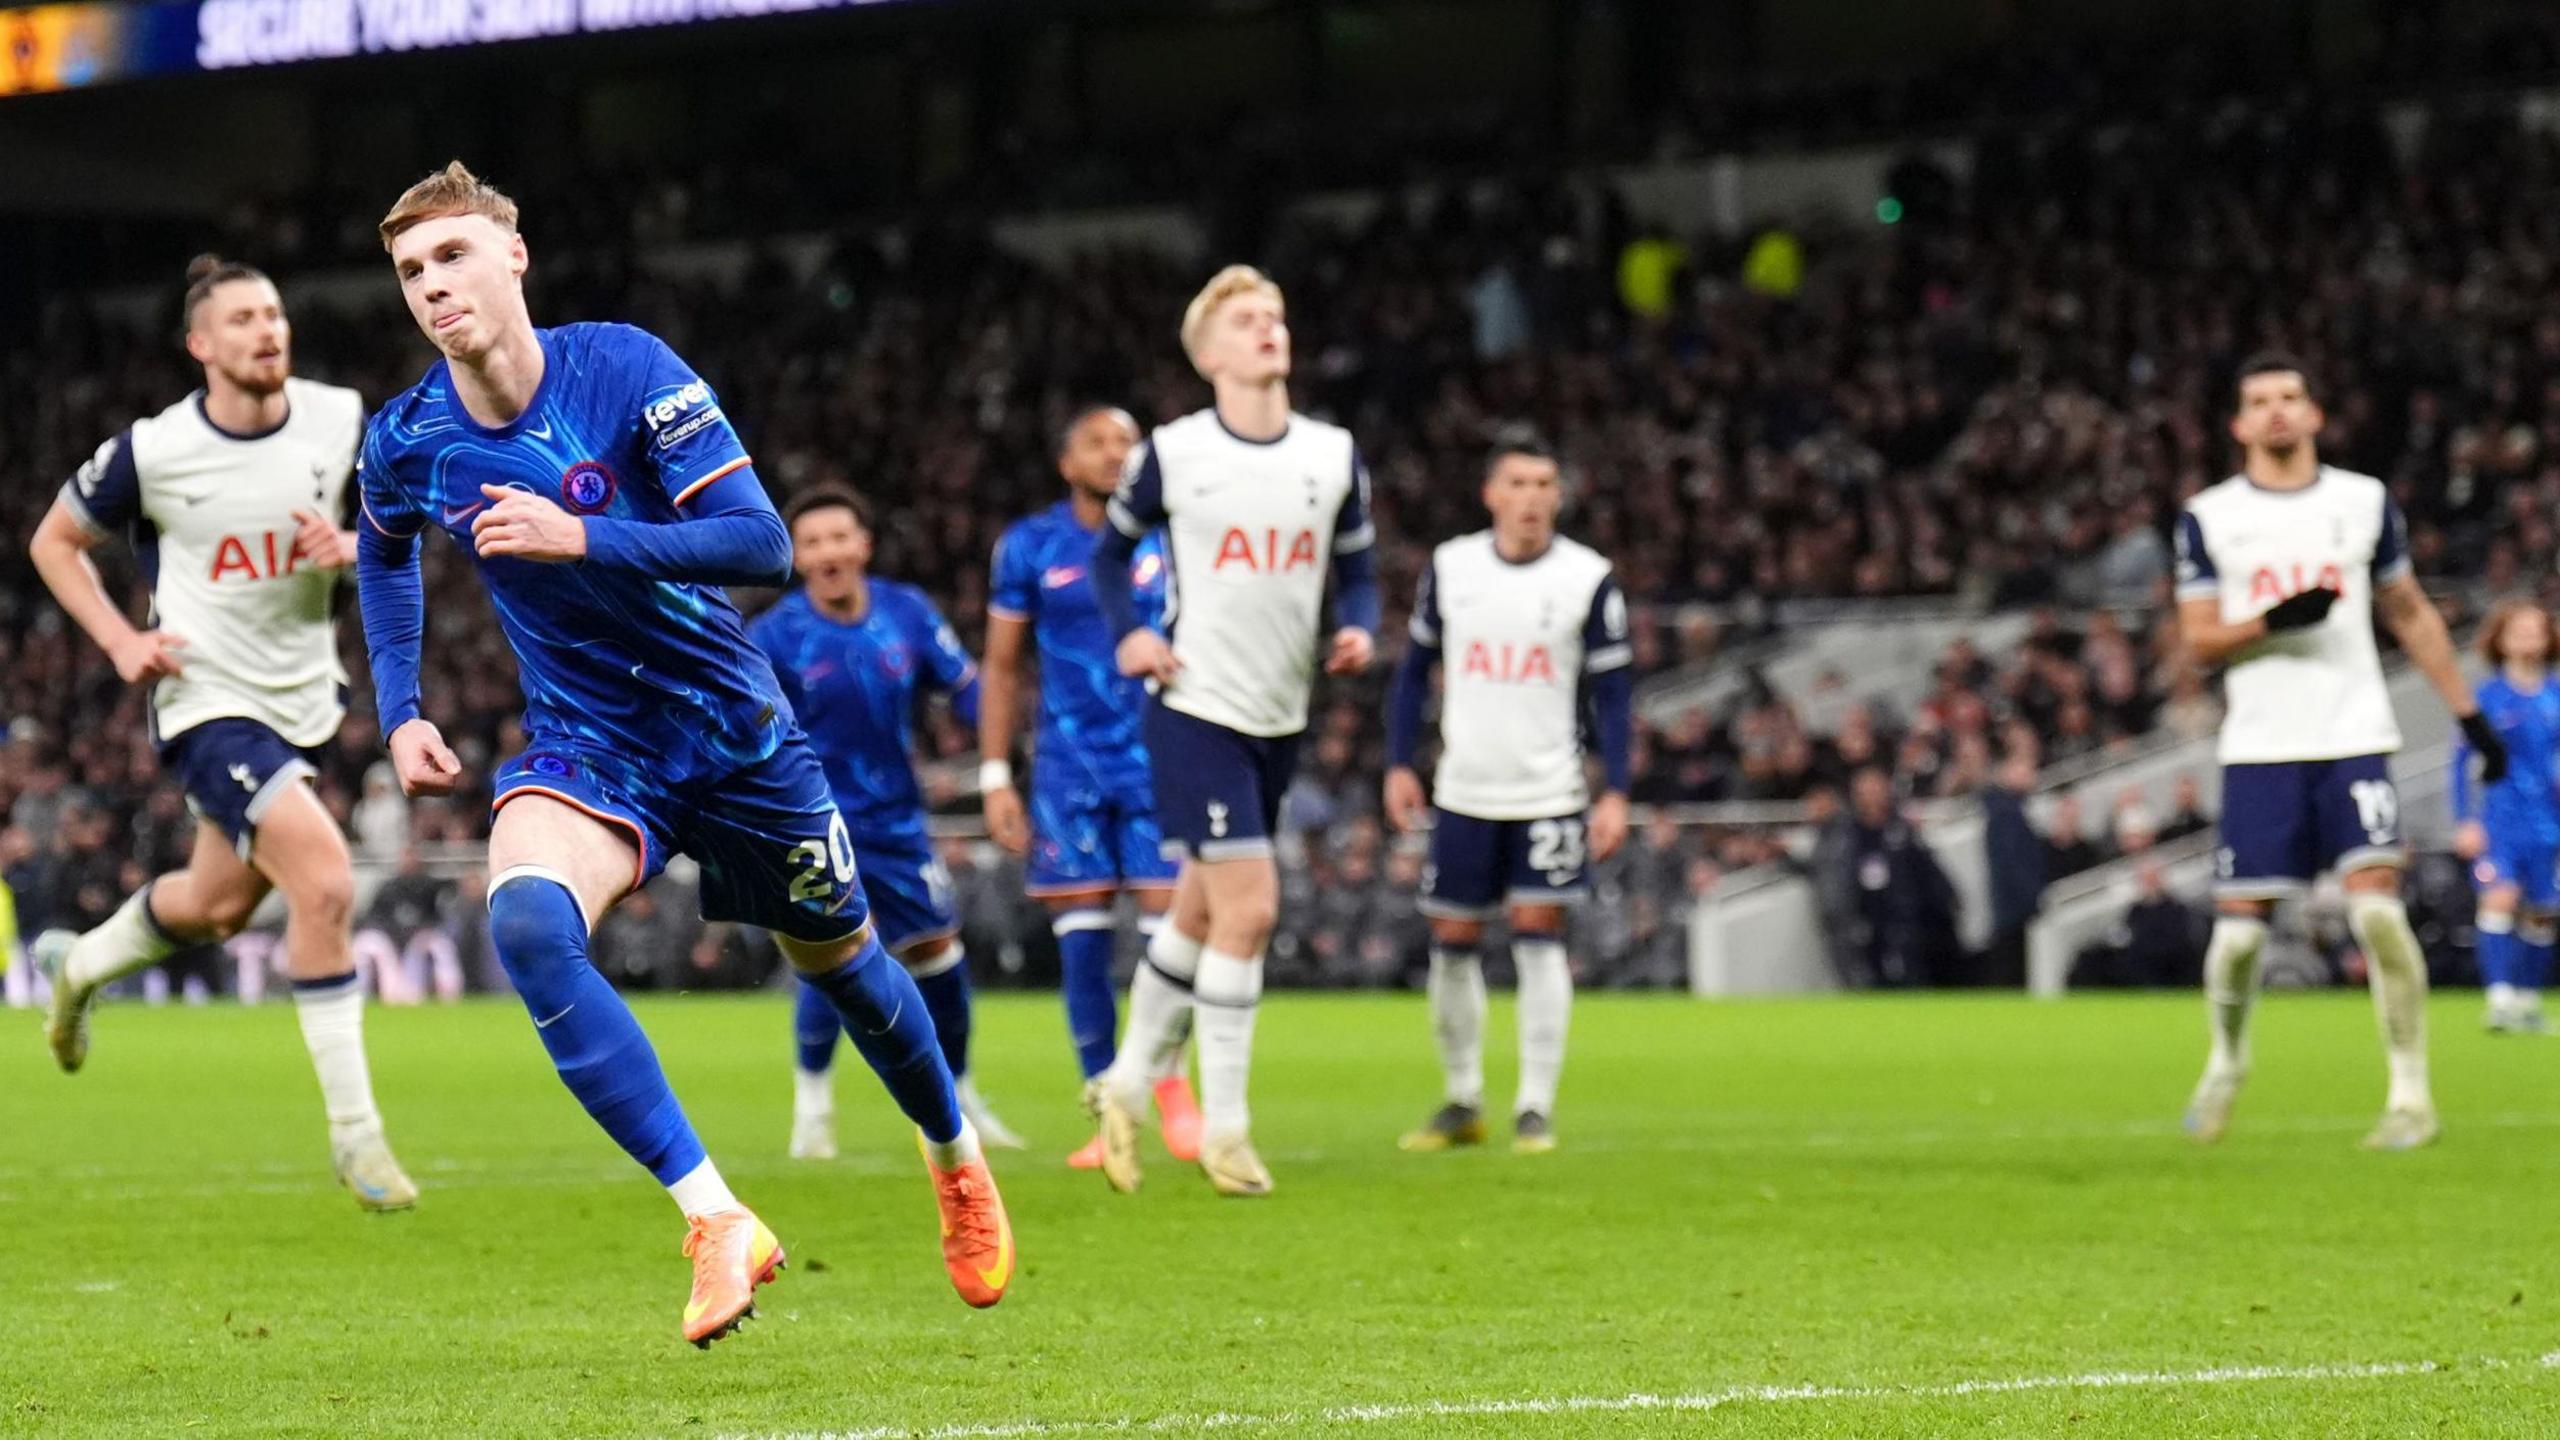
[
  {"x1": 442, "y1": 503, "x2": 485, "y2": 526},
  {"x1": 526, "y1": 420, "x2": 554, "y2": 440}
]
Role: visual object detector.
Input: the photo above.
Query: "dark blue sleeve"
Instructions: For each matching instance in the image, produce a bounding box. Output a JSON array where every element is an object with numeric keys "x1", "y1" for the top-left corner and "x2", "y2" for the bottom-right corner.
[
  {"x1": 357, "y1": 520, "x2": 426, "y2": 735},
  {"x1": 1329, "y1": 546, "x2": 1382, "y2": 635},
  {"x1": 1093, "y1": 440, "x2": 1167, "y2": 643},
  {"x1": 1587, "y1": 667, "x2": 1634, "y2": 794},
  {"x1": 60, "y1": 430, "x2": 141, "y2": 535},
  {"x1": 915, "y1": 592, "x2": 982, "y2": 728},
  {"x1": 1385, "y1": 568, "x2": 1440, "y2": 769},
  {"x1": 2173, "y1": 509, "x2": 2219, "y2": 600},
  {"x1": 582, "y1": 462, "x2": 791, "y2": 585},
  {"x1": 625, "y1": 328, "x2": 755, "y2": 506},
  {"x1": 987, "y1": 524, "x2": 1037, "y2": 621},
  {"x1": 1333, "y1": 444, "x2": 1378, "y2": 556},
  {"x1": 2373, "y1": 493, "x2": 2411, "y2": 585}
]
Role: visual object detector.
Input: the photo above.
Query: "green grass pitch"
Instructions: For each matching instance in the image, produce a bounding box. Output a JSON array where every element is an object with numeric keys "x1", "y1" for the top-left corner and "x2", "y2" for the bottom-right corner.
[{"x1": 9, "y1": 988, "x2": 2560, "y2": 1437}]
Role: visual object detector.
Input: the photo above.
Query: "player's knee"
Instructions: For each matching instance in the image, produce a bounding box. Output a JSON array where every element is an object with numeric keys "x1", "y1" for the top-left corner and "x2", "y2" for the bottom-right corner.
[
  {"x1": 899, "y1": 936, "x2": 964, "y2": 979},
  {"x1": 283, "y1": 868, "x2": 356, "y2": 935},
  {"x1": 197, "y1": 883, "x2": 263, "y2": 939},
  {"x1": 1431, "y1": 918, "x2": 1486, "y2": 948},
  {"x1": 1213, "y1": 893, "x2": 1280, "y2": 948},
  {"x1": 1508, "y1": 905, "x2": 1568, "y2": 939},
  {"x1": 487, "y1": 869, "x2": 589, "y2": 995}
]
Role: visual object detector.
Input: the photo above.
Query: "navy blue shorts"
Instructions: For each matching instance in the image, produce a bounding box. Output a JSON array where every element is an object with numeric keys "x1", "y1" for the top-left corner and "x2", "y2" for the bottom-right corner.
[
  {"x1": 2473, "y1": 824, "x2": 2560, "y2": 909},
  {"x1": 849, "y1": 828, "x2": 960, "y2": 952},
  {"x1": 1143, "y1": 701, "x2": 1300, "y2": 862},
  {"x1": 1025, "y1": 767, "x2": 1179, "y2": 896},
  {"x1": 1422, "y1": 809, "x2": 1593, "y2": 920},
  {"x1": 162, "y1": 718, "x2": 325, "y2": 858},
  {"x1": 2216, "y1": 754, "x2": 2403, "y2": 899},
  {"x1": 492, "y1": 734, "x2": 868, "y2": 944}
]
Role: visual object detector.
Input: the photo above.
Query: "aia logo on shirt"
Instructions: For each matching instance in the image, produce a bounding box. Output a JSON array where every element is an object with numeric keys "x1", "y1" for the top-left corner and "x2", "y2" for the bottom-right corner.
[
  {"x1": 1214, "y1": 527, "x2": 1320, "y2": 573},
  {"x1": 1459, "y1": 641, "x2": 1558, "y2": 685},
  {"x1": 560, "y1": 461, "x2": 619, "y2": 515},
  {"x1": 2247, "y1": 562, "x2": 2345, "y2": 605},
  {"x1": 207, "y1": 531, "x2": 309, "y2": 583}
]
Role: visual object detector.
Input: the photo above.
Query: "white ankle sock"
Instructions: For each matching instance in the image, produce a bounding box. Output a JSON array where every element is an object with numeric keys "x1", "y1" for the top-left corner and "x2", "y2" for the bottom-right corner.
[
  {"x1": 1427, "y1": 945, "x2": 1486, "y2": 1107},
  {"x1": 291, "y1": 972, "x2": 382, "y2": 1131},
  {"x1": 66, "y1": 884, "x2": 183, "y2": 992},
  {"x1": 667, "y1": 1158, "x2": 740, "y2": 1218},
  {"x1": 2201, "y1": 916, "x2": 2267, "y2": 1077},
  {"x1": 793, "y1": 1066, "x2": 833, "y2": 1119},
  {"x1": 925, "y1": 1119, "x2": 984, "y2": 1171},
  {"x1": 2349, "y1": 894, "x2": 2432, "y2": 1111},
  {"x1": 1192, "y1": 948, "x2": 1263, "y2": 1140},
  {"x1": 1107, "y1": 925, "x2": 1201, "y2": 1105},
  {"x1": 1512, "y1": 936, "x2": 1572, "y2": 1117}
]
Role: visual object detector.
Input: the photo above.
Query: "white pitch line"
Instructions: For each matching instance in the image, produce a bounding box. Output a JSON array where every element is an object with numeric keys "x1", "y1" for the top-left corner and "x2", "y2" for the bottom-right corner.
[{"x1": 724, "y1": 1352, "x2": 2554, "y2": 1439}]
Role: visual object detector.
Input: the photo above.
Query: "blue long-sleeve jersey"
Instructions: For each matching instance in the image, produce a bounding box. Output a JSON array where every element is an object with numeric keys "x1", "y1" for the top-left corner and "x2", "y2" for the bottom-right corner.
[
  {"x1": 2454, "y1": 671, "x2": 2560, "y2": 840},
  {"x1": 747, "y1": 581, "x2": 979, "y2": 848},
  {"x1": 356, "y1": 322, "x2": 795, "y2": 785},
  {"x1": 988, "y1": 499, "x2": 1166, "y2": 798}
]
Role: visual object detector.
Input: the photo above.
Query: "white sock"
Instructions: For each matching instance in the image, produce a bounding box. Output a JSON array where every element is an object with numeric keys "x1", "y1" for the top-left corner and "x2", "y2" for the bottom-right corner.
[
  {"x1": 793, "y1": 1065, "x2": 833, "y2": 1119},
  {"x1": 2349, "y1": 894, "x2": 2432, "y2": 1112},
  {"x1": 291, "y1": 972, "x2": 382, "y2": 1131},
  {"x1": 1107, "y1": 924, "x2": 1201, "y2": 1105},
  {"x1": 1513, "y1": 935, "x2": 1572, "y2": 1118},
  {"x1": 667, "y1": 1158, "x2": 740, "y2": 1218},
  {"x1": 925, "y1": 1118, "x2": 984, "y2": 1171},
  {"x1": 2201, "y1": 916, "x2": 2267, "y2": 1078},
  {"x1": 65, "y1": 884, "x2": 184, "y2": 992},
  {"x1": 1427, "y1": 945, "x2": 1486, "y2": 1107},
  {"x1": 1192, "y1": 947, "x2": 1263, "y2": 1140},
  {"x1": 2488, "y1": 981, "x2": 2520, "y2": 1012}
]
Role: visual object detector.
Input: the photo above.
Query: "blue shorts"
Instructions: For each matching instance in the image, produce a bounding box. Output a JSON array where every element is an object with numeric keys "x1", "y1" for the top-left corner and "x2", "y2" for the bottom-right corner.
[
  {"x1": 2473, "y1": 826, "x2": 2560, "y2": 909},
  {"x1": 1144, "y1": 700, "x2": 1299, "y2": 862},
  {"x1": 162, "y1": 718, "x2": 324, "y2": 858},
  {"x1": 2216, "y1": 754, "x2": 2403, "y2": 899},
  {"x1": 1423, "y1": 809, "x2": 1593, "y2": 919},
  {"x1": 1026, "y1": 766, "x2": 1179, "y2": 896},
  {"x1": 849, "y1": 828, "x2": 960, "y2": 952},
  {"x1": 493, "y1": 735, "x2": 867, "y2": 944}
]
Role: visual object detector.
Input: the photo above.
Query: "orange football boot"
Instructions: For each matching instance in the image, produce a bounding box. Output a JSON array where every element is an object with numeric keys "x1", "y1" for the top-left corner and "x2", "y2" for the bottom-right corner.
[
  {"x1": 924, "y1": 1140, "x2": 1016, "y2": 1309},
  {"x1": 681, "y1": 1209, "x2": 785, "y2": 1348},
  {"x1": 1066, "y1": 1134, "x2": 1107, "y2": 1170},
  {"x1": 1154, "y1": 1074, "x2": 1204, "y2": 1163}
]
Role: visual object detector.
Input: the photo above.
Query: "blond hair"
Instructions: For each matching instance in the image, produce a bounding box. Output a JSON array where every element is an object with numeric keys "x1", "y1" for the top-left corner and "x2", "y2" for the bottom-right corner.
[
  {"x1": 2478, "y1": 596, "x2": 2555, "y2": 668},
  {"x1": 1180, "y1": 264, "x2": 1283, "y2": 363},
  {"x1": 378, "y1": 161, "x2": 520, "y2": 251}
]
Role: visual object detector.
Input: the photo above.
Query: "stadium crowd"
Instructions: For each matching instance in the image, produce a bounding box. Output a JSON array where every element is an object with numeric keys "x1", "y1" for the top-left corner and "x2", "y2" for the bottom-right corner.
[{"x1": 14, "y1": 86, "x2": 2560, "y2": 993}]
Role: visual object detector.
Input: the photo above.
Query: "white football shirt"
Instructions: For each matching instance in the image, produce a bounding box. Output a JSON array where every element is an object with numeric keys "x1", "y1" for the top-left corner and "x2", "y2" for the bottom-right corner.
[
  {"x1": 2176, "y1": 465, "x2": 2407, "y2": 765},
  {"x1": 60, "y1": 379, "x2": 362, "y2": 748},
  {"x1": 1415, "y1": 531, "x2": 1628, "y2": 820},
  {"x1": 1106, "y1": 408, "x2": 1373, "y2": 737}
]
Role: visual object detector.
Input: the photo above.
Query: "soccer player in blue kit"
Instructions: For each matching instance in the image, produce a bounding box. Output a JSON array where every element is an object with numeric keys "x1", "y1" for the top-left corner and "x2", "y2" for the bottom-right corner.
[
  {"x1": 748, "y1": 486, "x2": 1025, "y2": 1159},
  {"x1": 2453, "y1": 599, "x2": 2560, "y2": 1034},
  {"x1": 980, "y1": 405, "x2": 1205, "y2": 1170},
  {"x1": 353, "y1": 163, "x2": 1013, "y2": 1345}
]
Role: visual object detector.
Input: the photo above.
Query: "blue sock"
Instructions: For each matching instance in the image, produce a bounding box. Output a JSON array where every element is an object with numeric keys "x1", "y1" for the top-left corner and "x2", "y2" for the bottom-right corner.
[
  {"x1": 793, "y1": 978, "x2": 841, "y2": 1074},
  {"x1": 488, "y1": 871, "x2": 706, "y2": 1184},
  {"x1": 2480, "y1": 912, "x2": 2518, "y2": 989},
  {"x1": 907, "y1": 948, "x2": 974, "y2": 1082},
  {"x1": 2520, "y1": 920, "x2": 2554, "y2": 993},
  {"x1": 1055, "y1": 911, "x2": 1119, "y2": 1079},
  {"x1": 802, "y1": 933, "x2": 962, "y2": 1143}
]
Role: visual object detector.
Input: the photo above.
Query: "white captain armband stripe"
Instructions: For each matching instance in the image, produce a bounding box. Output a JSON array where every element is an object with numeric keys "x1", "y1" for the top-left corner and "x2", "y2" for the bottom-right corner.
[
  {"x1": 2174, "y1": 580, "x2": 2223, "y2": 601},
  {"x1": 1333, "y1": 523, "x2": 1377, "y2": 554},
  {"x1": 1586, "y1": 644, "x2": 1634, "y2": 673},
  {"x1": 1410, "y1": 616, "x2": 1439, "y2": 646},
  {"x1": 2373, "y1": 558, "x2": 2413, "y2": 586}
]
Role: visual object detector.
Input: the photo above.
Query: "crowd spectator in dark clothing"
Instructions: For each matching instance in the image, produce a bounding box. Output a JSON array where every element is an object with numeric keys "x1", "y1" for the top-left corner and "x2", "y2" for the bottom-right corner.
[
  {"x1": 1815, "y1": 768, "x2": 1961, "y2": 988},
  {"x1": 1978, "y1": 753, "x2": 2049, "y2": 988}
]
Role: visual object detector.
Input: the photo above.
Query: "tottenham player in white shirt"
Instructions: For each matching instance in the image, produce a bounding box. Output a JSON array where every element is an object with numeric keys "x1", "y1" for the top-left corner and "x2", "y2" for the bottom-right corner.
[
  {"x1": 1382, "y1": 437, "x2": 1632, "y2": 1154},
  {"x1": 25, "y1": 256, "x2": 418, "y2": 1210},
  {"x1": 2176, "y1": 353, "x2": 2506, "y2": 1152},
  {"x1": 1081, "y1": 266, "x2": 1381, "y2": 1197}
]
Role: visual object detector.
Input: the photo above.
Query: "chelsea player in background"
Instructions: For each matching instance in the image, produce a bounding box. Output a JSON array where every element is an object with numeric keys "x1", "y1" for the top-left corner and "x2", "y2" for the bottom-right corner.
[
  {"x1": 2453, "y1": 599, "x2": 2560, "y2": 1034},
  {"x1": 749, "y1": 486, "x2": 1025, "y2": 1160},
  {"x1": 980, "y1": 405, "x2": 1205, "y2": 1171},
  {"x1": 354, "y1": 163, "x2": 1014, "y2": 1346}
]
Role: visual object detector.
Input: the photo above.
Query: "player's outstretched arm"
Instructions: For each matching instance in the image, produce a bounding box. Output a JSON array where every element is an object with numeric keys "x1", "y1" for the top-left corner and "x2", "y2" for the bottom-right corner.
[
  {"x1": 2377, "y1": 573, "x2": 2506, "y2": 781},
  {"x1": 28, "y1": 500, "x2": 187, "y2": 684}
]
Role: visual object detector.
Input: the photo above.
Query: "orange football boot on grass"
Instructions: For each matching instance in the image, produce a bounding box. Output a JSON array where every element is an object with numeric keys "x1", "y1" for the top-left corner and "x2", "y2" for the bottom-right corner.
[
  {"x1": 681, "y1": 1209, "x2": 786, "y2": 1348},
  {"x1": 923, "y1": 1139, "x2": 1016, "y2": 1308},
  {"x1": 1154, "y1": 1074, "x2": 1204, "y2": 1163}
]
